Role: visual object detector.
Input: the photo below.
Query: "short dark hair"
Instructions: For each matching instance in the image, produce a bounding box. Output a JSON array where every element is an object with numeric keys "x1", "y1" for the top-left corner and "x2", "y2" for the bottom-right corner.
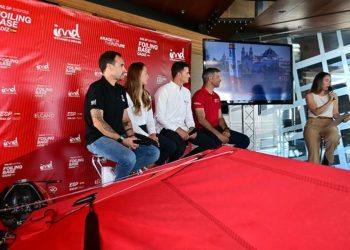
[
  {"x1": 171, "y1": 61, "x2": 189, "y2": 79},
  {"x1": 310, "y1": 72, "x2": 331, "y2": 94},
  {"x1": 98, "y1": 51, "x2": 122, "y2": 72},
  {"x1": 202, "y1": 68, "x2": 221, "y2": 84}
]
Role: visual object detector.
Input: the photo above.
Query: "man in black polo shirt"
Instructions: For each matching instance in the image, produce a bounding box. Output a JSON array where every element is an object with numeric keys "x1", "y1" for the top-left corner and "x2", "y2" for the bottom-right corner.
[{"x1": 84, "y1": 51, "x2": 159, "y2": 181}]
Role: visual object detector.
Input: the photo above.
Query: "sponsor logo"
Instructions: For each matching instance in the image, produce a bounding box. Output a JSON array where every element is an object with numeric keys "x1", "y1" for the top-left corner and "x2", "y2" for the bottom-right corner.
[
  {"x1": 3, "y1": 137, "x2": 18, "y2": 148},
  {"x1": 156, "y1": 75, "x2": 167, "y2": 85},
  {"x1": 36, "y1": 62, "x2": 49, "y2": 71},
  {"x1": 53, "y1": 24, "x2": 81, "y2": 44},
  {"x1": 68, "y1": 156, "x2": 84, "y2": 169},
  {"x1": 67, "y1": 112, "x2": 82, "y2": 120},
  {"x1": 69, "y1": 181, "x2": 85, "y2": 191},
  {"x1": 0, "y1": 56, "x2": 19, "y2": 69},
  {"x1": 34, "y1": 112, "x2": 55, "y2": 120},
  {"x1": 65, "y1": 63, "x2": 81, "y2": 75},
  {"x1": 0, "y1": 110, "x2": 20, "y2": 121},
  {"x1": 39, "y1": 161, "x2": 53, "y2": 171},
  {"x1": 2, "y1": 162, "x2": 22, "y2": 178},
  {"x1": 94, "y1": 70, "x2": 102, "y2": 77},
  {"x1": 0, "y1": 7, "x2": 31, "y2": 33},
  {"x1": 49, "y1": 186, "x2": 58, "y2": 193},
  {"x1": 69, "y1": 134, "x2": 81, "y2": 144},
  {"x1": 1, "y1": 85, "x2": 16, "y2": 94},
  {"x1": 94, "y1": 179, "x2": 101, "y2": 185},
  {"x1": 68, "y1": 89, "x2": 80, "y2": 98},
  {"x1": 100, "y1": 36, "x2": 125, "y2": 48},
  {"x1": 37, "y1": 134, "x2": 55, "y2": 147},
  {"x1": 91, "y1": 99, "x2": 96, "y2": 106},
  {"x1": 35, "y1": 85, "x2": 53, "y2": 97},
  {"x1": 169, "y1": 48, "x2": 185, "y2": 61},
  {"x1": 137, "y1": 37, "x2": 158, "y2": 57}
]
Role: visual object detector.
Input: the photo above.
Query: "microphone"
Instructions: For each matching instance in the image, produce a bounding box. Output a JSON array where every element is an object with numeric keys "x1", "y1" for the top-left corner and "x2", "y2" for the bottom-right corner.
[{"x1": 328, "y1": 86, "x2": 335, "y2": 100}]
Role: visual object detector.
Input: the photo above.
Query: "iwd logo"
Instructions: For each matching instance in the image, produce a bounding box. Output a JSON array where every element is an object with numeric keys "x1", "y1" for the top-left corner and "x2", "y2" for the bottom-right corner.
[
  {"x1": 40, "y1": 161, "x2": 53, "y2": 171},
  {"x1": 3, "y1": 137, "x2": 19, "y2": 147},
  {"x1": 53, "y1": 24, "x2": 81, "y2": 44},
  {"x1": 68, "y1": 89, "x2": 80, "y2": 97},
  {"x1": 69, "y1": 134, "x2": 81, "y2": 143},
  {"x1": 169, "y1": 48, "x2": 185, "y2": 62},
  {"x1": 1, "y1": 85, "x2": 16, "y2": 94}
]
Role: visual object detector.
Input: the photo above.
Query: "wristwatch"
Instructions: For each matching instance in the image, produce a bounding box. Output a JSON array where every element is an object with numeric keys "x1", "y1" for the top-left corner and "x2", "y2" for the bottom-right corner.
[{"x1": 117, "y1": 135, "x2": 124, "y2": 143}]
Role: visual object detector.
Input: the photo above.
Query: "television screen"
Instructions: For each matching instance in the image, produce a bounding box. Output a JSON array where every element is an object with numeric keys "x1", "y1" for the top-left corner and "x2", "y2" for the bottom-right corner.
[{"x1": 203, "y1": 39, "x2": 293, "y2": 105}]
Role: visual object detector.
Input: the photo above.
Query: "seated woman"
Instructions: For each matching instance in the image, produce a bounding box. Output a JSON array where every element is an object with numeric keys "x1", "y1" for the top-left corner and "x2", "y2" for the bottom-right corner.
[
  {"x1": 125, "y1": 62, "x2": 176, "y2": 166},
  {"x1": 304, "y1": 72, "x2": 348, "y2": 165}
]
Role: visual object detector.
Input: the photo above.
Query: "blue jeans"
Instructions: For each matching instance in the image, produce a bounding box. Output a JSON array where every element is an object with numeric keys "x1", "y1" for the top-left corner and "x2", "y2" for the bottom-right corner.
[{"x1": 87, "y1": 136, "x2": 160, "y2": 181}]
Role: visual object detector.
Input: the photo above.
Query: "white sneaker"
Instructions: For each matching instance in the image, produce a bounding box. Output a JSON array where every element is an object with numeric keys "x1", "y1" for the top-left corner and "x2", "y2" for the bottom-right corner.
[{"x1": 101, "y1": 167, "x2": 115, "y2": 185}]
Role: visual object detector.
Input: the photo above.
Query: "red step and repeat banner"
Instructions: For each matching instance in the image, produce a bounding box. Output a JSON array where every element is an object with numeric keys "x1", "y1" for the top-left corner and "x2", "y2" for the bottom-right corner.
[{"x1": 0, "y1": 0, "x2": 191, "y2": 197}]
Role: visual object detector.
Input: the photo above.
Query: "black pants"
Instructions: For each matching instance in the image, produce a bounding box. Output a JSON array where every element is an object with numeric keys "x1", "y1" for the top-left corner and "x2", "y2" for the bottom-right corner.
[
  {"x1": 139, "y1": 125, "x2": 176, "y2": 165},
  {"x1": 187, "y1": 127, "x2": 250, "y2": 156},
  {"x1": 159, "y1": 129, "x2": 187, "y2": 162}
]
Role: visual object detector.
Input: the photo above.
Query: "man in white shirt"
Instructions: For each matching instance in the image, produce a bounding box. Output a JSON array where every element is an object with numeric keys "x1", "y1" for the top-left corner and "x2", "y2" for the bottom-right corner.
[{"x1": 154, "y1": 61, "x2": 206, "y2": 161}]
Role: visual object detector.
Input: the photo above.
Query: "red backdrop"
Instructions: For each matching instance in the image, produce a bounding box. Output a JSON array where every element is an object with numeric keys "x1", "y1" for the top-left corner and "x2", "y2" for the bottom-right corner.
[{"x1": 0, "y1": 0, "x2": 191, "y2": 196}]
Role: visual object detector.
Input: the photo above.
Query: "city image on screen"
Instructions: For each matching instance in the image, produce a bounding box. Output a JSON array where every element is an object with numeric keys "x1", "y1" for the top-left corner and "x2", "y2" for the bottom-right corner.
[{"x1": 203, "y1": 39, "x2": 293, "y2": 105}]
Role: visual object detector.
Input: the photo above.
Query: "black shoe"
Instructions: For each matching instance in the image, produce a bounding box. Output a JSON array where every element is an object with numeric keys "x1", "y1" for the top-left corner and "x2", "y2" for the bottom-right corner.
[{"x1": 321, "y1": 156, "x2": 329, "y2": 166}]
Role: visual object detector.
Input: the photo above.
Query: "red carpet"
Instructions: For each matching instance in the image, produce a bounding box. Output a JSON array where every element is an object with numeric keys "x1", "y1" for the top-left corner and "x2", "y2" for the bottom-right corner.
[{"x1": 8, "y1": 146, "x2": 350, "y2": 249}]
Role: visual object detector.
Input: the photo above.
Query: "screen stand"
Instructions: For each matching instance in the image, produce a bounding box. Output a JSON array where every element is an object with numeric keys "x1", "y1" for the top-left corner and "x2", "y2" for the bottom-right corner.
[{"x1": 242, "y1": 105, "x2": 255, "y2": 150}]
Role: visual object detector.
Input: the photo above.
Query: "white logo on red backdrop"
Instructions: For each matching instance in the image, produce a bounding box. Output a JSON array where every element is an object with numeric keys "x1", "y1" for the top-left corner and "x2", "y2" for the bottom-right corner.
[
  {"x1": 67, "y1": 112, "x2": 82, "y2": 120},
  {"x1": 1, "y1": 85, "x2": 17, "y2": 94},
  {"x1": 53, "y1": 23, "x2": 81, "y2": 44},
  {"x1": 169, "y1": 48, "x2": 185, "y2": 62},
  {"x1": 0, "y1": 111, "x2": 20, "y2": 121},
  {"x1": 3, "y1": 137, "x2": 19, "y2": 148},
  {"x1": 34, "y1": 112, "x2": 55, "y2": 120},
  {"x1": 68, "y1": 156, "x2": 84, "y2": 169},
  {"x1": 40, "y1": 161, "x2": 53, "y2": 171},
  {"x1": 36, "y1": 62, "x2": 49, "y2": 71},
  {"x1": 2, "y1": 162, "x2": 23, "y2": 178},
  {"x1": 100, "y1": 36, "x2": 125, "y2": 48},
  {"x1": 69, "y1": 181, "x2": 85, "y2": 191},
  {"x1": 156, "y1": 75, "x2": 167, "y2": 85},
  {"x1": 69, "y1": 134, "x2": 81, "y2": 144},
  {"x1": 0, "y1": 56, "x2": 19, "y2": 69},
  {"x1": 68, "y1": 89, "x2": 80, "y2": 98},
  {"x1": 35, "y1": 85, "x2": 53, "y2": 97},
  {"x1": 37, "y1": 134, "x2": 55, "y2": 147},
  {"x1": 0, "y1": 5, "x2": 31, "y2": 33},
  {"x1": 49, "y1": 185, "x2": 58, "y2": 194},
  {"x1": 65, "y1": 63, "x2": 81, "y2": 75},
  {"x1": 94, "y1": 70, "x2": 102, "y2": 78},
  {"x1": 137, "y1": 37, "x2": 158, "y2": 57}
]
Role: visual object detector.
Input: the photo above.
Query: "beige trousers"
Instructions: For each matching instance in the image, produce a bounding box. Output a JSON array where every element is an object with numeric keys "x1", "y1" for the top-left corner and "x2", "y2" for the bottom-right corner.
[{"x1": 303, "y1": 117, "x2": 340, "y2": 165}]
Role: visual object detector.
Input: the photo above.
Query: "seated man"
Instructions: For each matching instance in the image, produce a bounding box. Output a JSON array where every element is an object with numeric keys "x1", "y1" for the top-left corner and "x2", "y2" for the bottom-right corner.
[
  {"x1": 84, "y1": 51, "x2": 159, "y2": 181},
  {"x1": 154, "y1": 61, "x2": 208, "y2": 161},
  {"x1": 192, "y1": 67, "x2": 250, "y2": 149}
]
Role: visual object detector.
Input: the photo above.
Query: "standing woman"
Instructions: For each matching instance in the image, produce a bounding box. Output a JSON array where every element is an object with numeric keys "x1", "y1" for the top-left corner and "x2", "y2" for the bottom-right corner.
[
  {"x1": 304, "y1": 72, "x2": 342, "y2": 165},
  {"x1": 125, "y1": 62, "x2": 176, "y2": 166}
]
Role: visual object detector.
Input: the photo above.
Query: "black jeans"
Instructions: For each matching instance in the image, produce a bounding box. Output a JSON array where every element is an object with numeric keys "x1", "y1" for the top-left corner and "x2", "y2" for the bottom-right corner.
[{"x1": 139, "y1": 125, "x2": 177, "y2": 165}]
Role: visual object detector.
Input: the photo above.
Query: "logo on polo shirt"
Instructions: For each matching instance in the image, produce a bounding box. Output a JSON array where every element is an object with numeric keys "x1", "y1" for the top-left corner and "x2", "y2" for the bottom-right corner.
[{"x1": 91, "y1": 99, "x2": 96, "y2": 106}]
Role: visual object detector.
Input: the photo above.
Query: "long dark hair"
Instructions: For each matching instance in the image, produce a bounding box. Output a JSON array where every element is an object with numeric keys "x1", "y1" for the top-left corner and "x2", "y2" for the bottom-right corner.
[
  {"x1": 125, "y1": 62, "x2": 151, "y2": 115},
  {"x1": 310, "y1": 72, "x2": 331, "y2": 94}
]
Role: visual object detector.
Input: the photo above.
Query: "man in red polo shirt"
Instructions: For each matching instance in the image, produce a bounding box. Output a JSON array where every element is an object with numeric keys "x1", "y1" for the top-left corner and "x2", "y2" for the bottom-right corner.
[{"x1": 191, "y1": 68, "x2": 250, "y2": 149}]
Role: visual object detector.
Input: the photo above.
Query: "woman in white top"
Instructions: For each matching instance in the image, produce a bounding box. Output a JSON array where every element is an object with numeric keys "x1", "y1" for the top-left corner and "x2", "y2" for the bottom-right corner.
[
  {"x1": 304, "y1": 72, "x2": 344, "y2": 165},
  {"x1": 125, "y1": 62, "x2": 176, "y2": 165}
]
